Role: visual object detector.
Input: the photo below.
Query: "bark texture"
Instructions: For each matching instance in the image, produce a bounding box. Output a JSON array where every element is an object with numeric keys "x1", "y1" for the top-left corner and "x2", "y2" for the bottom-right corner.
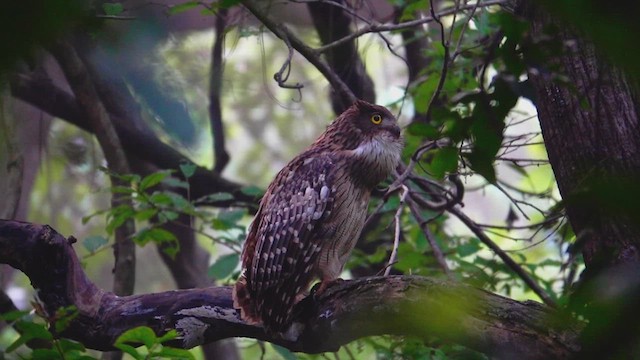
[
  {"x1": 525, "y1": 8, "x2": 640, "y2": 269},
  {"x1": 0, "y1": 220, "x2": 581, "y2": 359}
]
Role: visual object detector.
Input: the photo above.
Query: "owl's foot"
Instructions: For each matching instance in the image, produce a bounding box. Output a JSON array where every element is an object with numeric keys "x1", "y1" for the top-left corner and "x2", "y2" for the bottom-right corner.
[{"x1": 311, "y1": 278, "x2": 344, "y2": 300}]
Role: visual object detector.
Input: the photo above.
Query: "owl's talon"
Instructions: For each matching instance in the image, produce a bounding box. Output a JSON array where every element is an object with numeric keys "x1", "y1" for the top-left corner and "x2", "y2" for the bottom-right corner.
[{"x1": 311, "y1": 278, "x2": 344, "y2": 301}]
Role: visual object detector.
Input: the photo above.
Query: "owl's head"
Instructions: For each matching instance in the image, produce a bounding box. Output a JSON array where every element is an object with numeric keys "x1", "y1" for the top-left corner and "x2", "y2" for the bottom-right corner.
[
  {"x1": 313, "y1": 100, "x2": 403, "y2": 184},
  {"x1": 319, "y1": 99, "x2": 402, "y2": 151},
  {"x1": 346, "y1": 99, "x2": 401, "y2": 140}
]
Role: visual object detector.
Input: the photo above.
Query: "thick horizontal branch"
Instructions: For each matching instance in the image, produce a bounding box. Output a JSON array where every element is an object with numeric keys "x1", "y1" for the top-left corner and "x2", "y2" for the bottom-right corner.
[
  {"x1": 8, "y1": 72, "x2": 256, "y2": 207},
  {"x1": 0, "y1": 220, "x2": 581, "y2": 358}
]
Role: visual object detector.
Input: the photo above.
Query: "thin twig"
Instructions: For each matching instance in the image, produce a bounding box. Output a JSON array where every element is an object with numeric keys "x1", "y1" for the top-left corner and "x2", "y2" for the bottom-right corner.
[
  {"x1": 493, "y1": 182, "x2": 530, "y2": 220},
  {"x1": 448, "y1": 206, "x2": 557, "y2": 307},
  {"x1": 385, "y1": 185, "x2": 409, "y2": 276},
  {"x1": 451, "y1": 0, "x2": 483, "y2": 62},
  {"x1": 476, "y1": 214, "x2": 564, "y2": 230},
  {"x1": 503, "y1": 219, "x2": 566, "y2": 252},
  {"x1": 496, "y1": 157, "x2": 550, "y2": 164},
  {"x1": 425, "y1": 0, "x2": 450, "y2": 122},
  {"x1": 242, "y1": 0, "x2": 356, "y2": 104},
  {"x1": 273, "y1": 34, "x2": 303, "y2": 90},
  {"x1": 407, "y1": 195, "x2": 452, "y2": 276},
  {"x1": 315, "y1": 0, "x2": 507, "y2": 53},
  {"x1": 95, "y1": 15, "x2": 137, "y2": 20}
]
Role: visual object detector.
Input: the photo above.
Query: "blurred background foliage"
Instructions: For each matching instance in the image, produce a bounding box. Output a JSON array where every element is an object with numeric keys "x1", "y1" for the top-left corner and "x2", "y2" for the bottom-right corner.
[{"x1": 3, "y1": 0, "x2": 636, "y2": 358}]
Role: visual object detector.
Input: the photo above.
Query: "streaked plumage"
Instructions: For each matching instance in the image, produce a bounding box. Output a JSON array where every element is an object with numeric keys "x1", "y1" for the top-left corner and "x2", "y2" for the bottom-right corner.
[{"x1": 233, "y1": 100, "x2": 403, "y2": 334}]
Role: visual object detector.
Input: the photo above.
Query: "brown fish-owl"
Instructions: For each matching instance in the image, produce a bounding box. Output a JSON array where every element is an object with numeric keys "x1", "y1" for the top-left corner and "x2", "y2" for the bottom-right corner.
[{"x1": 233, "y1": 100, "x2": 403, "y2": 334}]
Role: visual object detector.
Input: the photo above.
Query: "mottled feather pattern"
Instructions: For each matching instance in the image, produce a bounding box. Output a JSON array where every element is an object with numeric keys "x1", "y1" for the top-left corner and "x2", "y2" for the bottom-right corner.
[{"x1": 233, "y1": 100, "x2": 403, "y2": 334}]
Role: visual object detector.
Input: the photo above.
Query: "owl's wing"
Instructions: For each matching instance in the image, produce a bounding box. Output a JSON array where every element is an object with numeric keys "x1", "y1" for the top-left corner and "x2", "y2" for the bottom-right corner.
[{"x1": 242, "y1": 152, "x2": 338, "y2": 331}]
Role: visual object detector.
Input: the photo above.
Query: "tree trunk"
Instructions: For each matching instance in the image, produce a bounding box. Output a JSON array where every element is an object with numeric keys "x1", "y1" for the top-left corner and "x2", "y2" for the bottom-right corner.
[
  {"x1": 522, "y1": 5, "x2": 640, "y2": 356},
  {"x1": 524, "y1": 6, "x2": 640, "y2": 270}
]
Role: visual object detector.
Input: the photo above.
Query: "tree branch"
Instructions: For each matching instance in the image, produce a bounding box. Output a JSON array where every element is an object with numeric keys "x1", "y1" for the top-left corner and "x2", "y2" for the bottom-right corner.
[
  {"x1": 448, "y1": 206, "x2": 557, "y2": 307},
  {"x1": 8, "y1": 72, "x2": 257, "y2": 208},
  {"x1": 315, "y1": 0, "x2": 506, "y2": 53},
  {"x1": 0, "y1": 92, "x2": 23, "y2": 220},
  {"x1": 241, "y1": 0, "x2": 357, "y2": 105},
  {"x1": 49, "y1": 40, "x2": 136, "y2": 296},
  {"x1": 210, "y1": 9, "x2": 230, "y2": 174},
  {"x1": 0, "y1": 220, "x2": 581, "y2": 359}
]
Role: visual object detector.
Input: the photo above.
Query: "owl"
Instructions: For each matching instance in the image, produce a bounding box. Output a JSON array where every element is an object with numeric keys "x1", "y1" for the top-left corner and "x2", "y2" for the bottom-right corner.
[{"x1": 233, "y1": 100, "x2": 403, "y2": 334}]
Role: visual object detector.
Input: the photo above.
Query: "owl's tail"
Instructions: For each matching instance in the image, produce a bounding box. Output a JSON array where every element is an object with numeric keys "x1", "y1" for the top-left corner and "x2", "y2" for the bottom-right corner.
[{"x1": 232, "y1": 274, "x2": 261, "y2": 325}]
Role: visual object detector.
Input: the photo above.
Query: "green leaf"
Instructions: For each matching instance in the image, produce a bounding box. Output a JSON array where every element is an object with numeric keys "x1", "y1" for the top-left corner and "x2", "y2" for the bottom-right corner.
[
  {"x1": 169, "y1": 1, "x2": 199, "y2": 15},
  {"x1": 219, "y1": 0, "x2": 242, "y2": 9},
  {"x1": 240, "y1": 185, "x2": 263, "y2": 197},
  {"x1": 83, "y1": 235, "x2": 108, "y2": 253},
  {"x1": 456, "y1": 240, "x2": 482, "y2": 257},
  {"x1": 6, "y1": 334, "x2": 27, "y2": 353},
  {"x1": 135, "y1": 208, "x2": 158, "y2": 221},
  {"x1": 1, "y1": 310, "x2": 30, "y2": 322},
  {"x1": 399, "y1": 0, "x2": 428, "y2": 21},
  {"x1": 82, "y1": 208, "x2": 109, "y2": 224},
  {"x1": 465, "y1": 152, "x2": 497, "y2": 184},
  {"x1": 208, "y1": 253, "x2": 239, "y2": 279},
  {"x1": 179, "y1": 163, "x2": 197, "y2": 179},
  {"x1": 168, "y1": 192, "x2": 192, "y2": 210},
  {"x1": 212, "y1": 209, "x2": 245, "y2": 230},
  {"x1": 156, "y1": 329, "x2": 179, "y2": 343},
  {"x1": 102, "y1": 2, "x2": 124, "y2": 16},
  {"x1": 431, "y1": 146, "x2": 458, "y2": 179},
  {"x1": 32, "y1": 349, "x2": 62, "y2": 359},
  {"x1": 149, "y1": 193, "x2": 173, "y2": 205},
  {"x1": 201, "y1": 192, "x2": 234, "y2": 203},
  {"x1": 106, "y1": 206, "x2": 135, "y2": 234},
  {"x1": 407, "y1": 122, "x2": 440, "y2": 139},
  {"x1": 8, "y1": 321, "x2": 53, "y2": 352},
  {"x1": 273, "y1": 344, "x2": 297, "y2": 360},
  {"x1": 111, "y1": 186, "x2": 135, "y2": 194},
  {"x1": 218, "y1": 209, "x2": 245, "y2": 223},
  {"x1": 139, "y1": 171, "x2": 171, "y2": 191},
  {"x1": 54, "y1": 306, "x2": 79, "y2": 333},
  {"x1": 115, "y1": 326, "x2": 156, "y2": 349},
  {"x1": 414, "y1": 75, "x2": 440, "y2": 114},
  {"x1": 57, "y1": 338, "x2": 86, "y2": 353},
  {"x1": 134, "y1": 228, "x2": 177, "y2": 247},
  {"x1": 115, "y1": 342, "x2": 143, "y2": 360},
  {"x1": 153, "y1": 347, "x2": 195, "y2": 360},
  {"x1": 162, "y1": 177, "x2": 189, "y2": 189},
  {"x1": 159, "y1": 210, "x2": 180, "y2": 222}
]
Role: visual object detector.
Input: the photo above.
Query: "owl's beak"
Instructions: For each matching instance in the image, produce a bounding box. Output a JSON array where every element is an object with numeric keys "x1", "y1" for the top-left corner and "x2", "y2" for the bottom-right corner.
[{"x1": 385, "y1": 124, "x2": 401, "y2": 138}]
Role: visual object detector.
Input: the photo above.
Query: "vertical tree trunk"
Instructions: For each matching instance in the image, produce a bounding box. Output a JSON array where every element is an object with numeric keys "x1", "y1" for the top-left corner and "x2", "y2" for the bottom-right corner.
[
  {"x1": 525, "y1": 7, "x2": 640, "y2": 270},
  {"x1": 518, "y1": 5, "x2": 640, "y2": 355}
]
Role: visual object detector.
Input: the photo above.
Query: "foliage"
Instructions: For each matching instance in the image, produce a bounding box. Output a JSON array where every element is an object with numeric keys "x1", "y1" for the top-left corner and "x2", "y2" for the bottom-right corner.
[
  {"x1": 115, "y1": 327, "x2": 194, "y2": 360},
  {"x1": 0, "y1": 308, "x2": 90, "y2": 359},
  {"x1": 0, "y1": 309, "x2": 192, "y2": 359},
  {"x1": 82, "y1": 165, "x2": 248, "y2": 268}
]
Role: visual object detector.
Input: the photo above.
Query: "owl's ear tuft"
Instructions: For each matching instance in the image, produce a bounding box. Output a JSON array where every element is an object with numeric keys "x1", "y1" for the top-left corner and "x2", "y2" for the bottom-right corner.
[{"x1": 354, "y1": 99, "x2": 374, "y2": 110}]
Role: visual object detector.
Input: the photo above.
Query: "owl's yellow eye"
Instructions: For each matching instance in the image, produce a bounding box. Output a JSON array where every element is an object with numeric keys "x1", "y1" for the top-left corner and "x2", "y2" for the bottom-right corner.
[{"x1": 371, "y1": 114, "x2": 383, "y2": 124}]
